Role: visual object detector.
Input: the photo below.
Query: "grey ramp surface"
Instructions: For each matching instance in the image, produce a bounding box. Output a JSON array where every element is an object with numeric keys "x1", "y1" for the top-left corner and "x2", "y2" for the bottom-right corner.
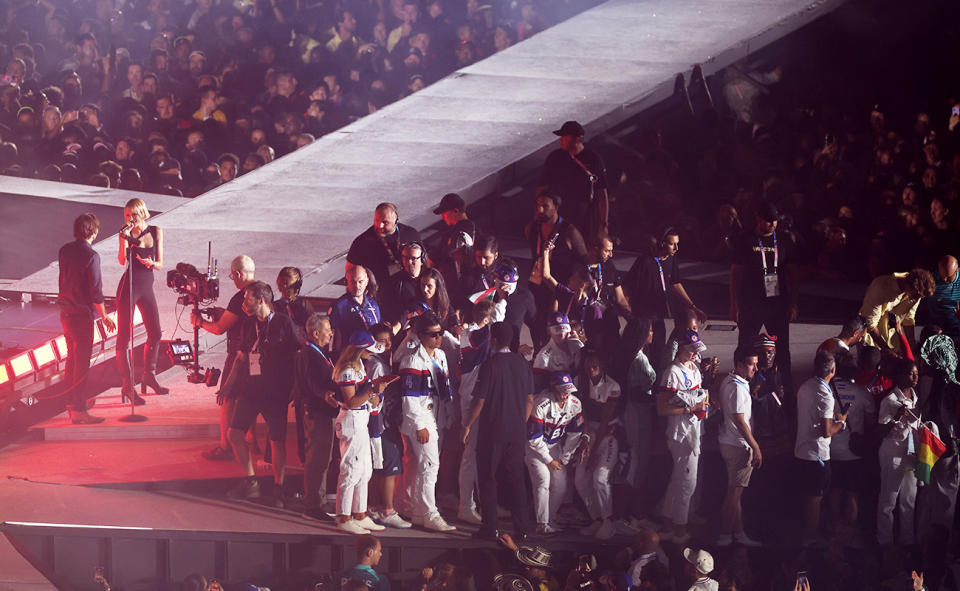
[{"x1": 7, "y1": 0, "x2": 846, "y2": 356}]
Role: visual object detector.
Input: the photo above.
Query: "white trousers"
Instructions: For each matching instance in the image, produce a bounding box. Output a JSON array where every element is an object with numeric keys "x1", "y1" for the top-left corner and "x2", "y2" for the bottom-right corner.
[
  {"x1": 526, "y1": 445, "x2": 568, "y2": 526},
  {"x1": 458, "y1": 423, "x2": 478, "y2": 513},
  {"x1": 877, "y1": 442, "x2": 918, "y2": 545},
  {"x1": 661, "y1": 439, "x2": 699, "y2": 526},
  {"x1": 402, "y1": 427, "x2": 441, "y2": 520},
  {"x1": 575, "y1": 434, "x2": 618, "y2": 520},
  {"x1": 336, "y1": 409, "x2": 372, "y2": 516}
]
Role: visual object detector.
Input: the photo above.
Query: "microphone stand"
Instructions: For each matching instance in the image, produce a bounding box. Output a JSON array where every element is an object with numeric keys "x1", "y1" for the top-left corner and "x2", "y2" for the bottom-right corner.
[{"x1": 118, "y1": 231, "x2": 147, "y2": 423}]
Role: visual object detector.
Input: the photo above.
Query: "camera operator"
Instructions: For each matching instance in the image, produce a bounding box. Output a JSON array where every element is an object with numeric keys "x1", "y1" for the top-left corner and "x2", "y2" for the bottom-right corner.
[
  {"x1": 191, "y1": 254, "x2": 257, "y2": 461},
  {"x1": 227, "y1": 281, "x2": 299, "y2": 506}
]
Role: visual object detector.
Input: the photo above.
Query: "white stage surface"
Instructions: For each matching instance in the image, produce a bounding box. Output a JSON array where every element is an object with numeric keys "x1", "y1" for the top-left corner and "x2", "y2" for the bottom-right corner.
[{"x1": 6, "y1": 0, "x2": 846, "y2": 352}]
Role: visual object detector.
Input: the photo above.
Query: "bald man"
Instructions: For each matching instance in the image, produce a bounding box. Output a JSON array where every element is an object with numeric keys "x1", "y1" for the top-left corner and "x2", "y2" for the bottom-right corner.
[
  {"x1": 192, "y1": 254, "x2": 257, "y2": 460},
  {"x1": 924, "y1": 255, "x2": 960, "y2": 342}
]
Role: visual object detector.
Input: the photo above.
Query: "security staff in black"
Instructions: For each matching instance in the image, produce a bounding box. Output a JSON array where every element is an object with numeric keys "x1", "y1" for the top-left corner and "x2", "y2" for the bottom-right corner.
[
  {"x1": 729, "y1": 202, "x2": 799, "y2": 391},
  {"x1": 227, "y1": 281, "x2": 299, "y2": 506}
]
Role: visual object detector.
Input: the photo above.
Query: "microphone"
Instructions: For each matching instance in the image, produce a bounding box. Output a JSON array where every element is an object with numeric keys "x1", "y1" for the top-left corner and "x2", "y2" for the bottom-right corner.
[{"x1": 120, "y1": 222, "x2": 134, "y2": 233}]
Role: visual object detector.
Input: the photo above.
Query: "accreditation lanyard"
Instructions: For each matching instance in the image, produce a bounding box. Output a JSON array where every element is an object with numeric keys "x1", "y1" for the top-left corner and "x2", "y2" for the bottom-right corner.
[
  {"x1": 655, "y1": 257, "x2": 671, "y2": 316},
  {"x1": 427, "y1": 351, "x2": 451, "y2": 399},
  {"x1": 308, "y1": 342, "x2": 333, "y2": 369},
  {"x1": 254, "y1": 312, "x2": 274, "y2": 353},
  {"x1": 352, "y1": 298, "x2": 375, "y2": 331},
  {"x1": 678, "y1": 366, "x2": 694, "y2": 389},
  {"x1": 758, "y1": 232, "x2": 779, "y2": 274}
]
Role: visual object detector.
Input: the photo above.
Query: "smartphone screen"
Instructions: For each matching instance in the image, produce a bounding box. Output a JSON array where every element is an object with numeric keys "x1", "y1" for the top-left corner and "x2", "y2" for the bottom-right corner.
[
  {"x1": 953, "y1": 106, "x2": 960, "y2": 116},
  {"x1": 797, "y1": 571, "x2": 808, "y2": 586}
]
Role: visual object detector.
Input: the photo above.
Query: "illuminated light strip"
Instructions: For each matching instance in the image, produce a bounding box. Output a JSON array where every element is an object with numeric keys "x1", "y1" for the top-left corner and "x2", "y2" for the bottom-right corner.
[
  {"x1": 32, "y1": 342, "x2": 57, "y2": 368},
  {"x1": 0, "y1": 364, "x2": 9, "y2": 386},
  {"x1": 133, "y1": 307, "x2": 143, "y2": 326},
  {"x1": 3, "y1": 521, "x2": 154, "y2": 531},
  {"x1": 54, "y1": 335, "x2": 68, "y2": 359},
  {"x1": 92, "y1": 323, "x2": 103, "y2": 345},
  {"x1": 10, "y1": 352, "x2": 34, "y2": 378}
]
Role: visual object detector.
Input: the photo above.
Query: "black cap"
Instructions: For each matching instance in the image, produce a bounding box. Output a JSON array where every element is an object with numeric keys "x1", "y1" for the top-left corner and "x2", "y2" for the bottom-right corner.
[
  {"x1": 756, "y1": 201, "x2": 779, "y2": 222},
  {"x1": 552, "y1": 120, "x2": 585, "y2": 137},
  {"x1": 433, "y1": 192, "x2": 465, "y2": 214}
]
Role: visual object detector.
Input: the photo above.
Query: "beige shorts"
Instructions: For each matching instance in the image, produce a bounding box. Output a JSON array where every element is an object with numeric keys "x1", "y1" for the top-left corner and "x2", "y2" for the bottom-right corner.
[{"x1": 720, "y1": 444, "x2": 754, "y2": 488}]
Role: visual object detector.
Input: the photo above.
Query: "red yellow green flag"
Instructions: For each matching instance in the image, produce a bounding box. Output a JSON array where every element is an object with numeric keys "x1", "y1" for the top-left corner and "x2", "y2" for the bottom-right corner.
[{"x1": 915, "y1": 426, "x2": 947, "y2": 484}]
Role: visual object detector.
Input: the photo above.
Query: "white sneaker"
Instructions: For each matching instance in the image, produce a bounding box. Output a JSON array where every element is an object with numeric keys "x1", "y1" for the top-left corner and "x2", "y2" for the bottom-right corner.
[
  {"x1": 424, "y1": 514, "x2": 457, "y2": 532},
  {"x1": 734, "y1": 532, "x2": 762, "y2": 547},
  {"x1": 537, "y1": 523, "x2": 561, "y2": 535},
  {"x1": 580, "y1": 520, "x2": 602, "y2": 536},
  {"x1": 457, "y1": 508, "x2": 483, "y2": 525},
  {"x1": 716, "y1": 534, "x2": 733, "y2": 546},
  {"x1": 337, "y1": 520, "x2": 371, "y2": 535},
  {"x1": 356, "y1": 516, "x2": 386, "y2": 531},
  {"x1": 595, "y1": 519, "x2": 617, "y2": 540},
  {"x1": 378, "y1": 511, "x2": 413, "y2": 529}
]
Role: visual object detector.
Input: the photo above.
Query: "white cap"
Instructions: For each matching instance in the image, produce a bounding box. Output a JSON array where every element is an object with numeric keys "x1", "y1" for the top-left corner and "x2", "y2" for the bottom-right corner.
[{"x1": 683, "y1": 548, "x2": 714, "y2": 575}]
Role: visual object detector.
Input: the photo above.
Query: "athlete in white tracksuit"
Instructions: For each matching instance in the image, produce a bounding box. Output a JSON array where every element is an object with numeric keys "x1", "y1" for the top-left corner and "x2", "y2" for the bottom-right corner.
[
  {"x1": 334, "y1": 364, "x2": 374, "y2": 519},
  {"x1": 532, "y1": 314, "x2": 584, "y2": 390},
  {"x1": 399, "y1": 319, "x2": 456, "y2": 531},
  {"x1": 575, "y1": 363, "x2": 623, "y2": 537},
  {"x1": 656, "y1": 331, "x2": 709, "y2": 541},
  {"x1": 877, "y1": 380, "x2": 922, "y2": 545},
  {"x1": 526, "y1": 373, "x2": 585, "y2": 532}
]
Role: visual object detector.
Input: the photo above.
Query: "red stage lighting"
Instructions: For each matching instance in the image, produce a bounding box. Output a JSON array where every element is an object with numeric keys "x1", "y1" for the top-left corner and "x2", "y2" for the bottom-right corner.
[
  {"x1": 10, "y1": 352, "x2": 35, "y2": 378},
  {"x1": 32, "y1": 342, "x2": 58, "y2": 369}
]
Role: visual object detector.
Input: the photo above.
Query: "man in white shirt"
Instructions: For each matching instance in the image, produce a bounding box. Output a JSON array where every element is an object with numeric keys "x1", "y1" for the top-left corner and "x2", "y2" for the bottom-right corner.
[
  {"x1": 828, "y1": 351, "x2": 876, "y2": 542},
  {"x1": 716, "y1": 347, "x2": 762, "y2": 547},
  {"x1": 794, "y1": 351, "x2": 848, "y2": 545}
]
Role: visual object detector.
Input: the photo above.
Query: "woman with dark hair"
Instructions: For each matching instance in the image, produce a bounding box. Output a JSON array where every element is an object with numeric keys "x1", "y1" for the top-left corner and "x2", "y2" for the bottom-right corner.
[
  {"x1": 621, "y1": 317, "x2": 657, "y2": 523},
  {"x1": 418, "y1": 267, "x2": 452, "y2": 325},
  {"x1": 116, "y1": 197, "x2": 165, "y2": 403}
]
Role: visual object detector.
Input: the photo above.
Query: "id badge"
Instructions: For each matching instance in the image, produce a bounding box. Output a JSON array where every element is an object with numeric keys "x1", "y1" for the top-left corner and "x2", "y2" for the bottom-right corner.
[
  {"x1": 763, "y1": 273, "x2": 780, "y2": 298},
  {"x1": 249, "y1": 352, "x2": 262, "y2": 376}
]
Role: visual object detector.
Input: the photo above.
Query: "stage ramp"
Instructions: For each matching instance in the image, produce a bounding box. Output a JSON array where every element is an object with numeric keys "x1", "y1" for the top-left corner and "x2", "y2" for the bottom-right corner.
[{"x1": 5, "y1": 0, "x2": 848, "y2": 361}]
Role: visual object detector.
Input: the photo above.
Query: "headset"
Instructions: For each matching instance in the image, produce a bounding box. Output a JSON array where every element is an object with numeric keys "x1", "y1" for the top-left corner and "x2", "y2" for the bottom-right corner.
[
  {"x1": 401, "y1": 240, "x2": 428, "y2": 264},
  {"x1": 660, "y1": 225, "x2": 678, "y2": 246},
  {"x1": 279, "y1": 266, "x2": 303, "y2": 294}
]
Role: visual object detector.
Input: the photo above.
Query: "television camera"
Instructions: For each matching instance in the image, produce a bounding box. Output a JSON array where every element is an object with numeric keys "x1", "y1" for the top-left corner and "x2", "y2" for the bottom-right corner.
[{"x1": 164, "y1": 243, "x2": 221, "y2": 386}]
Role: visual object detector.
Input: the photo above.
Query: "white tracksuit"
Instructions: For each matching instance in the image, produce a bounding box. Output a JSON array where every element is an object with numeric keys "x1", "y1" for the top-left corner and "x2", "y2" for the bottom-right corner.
[
  {"x1": 659, "y1": 361, "x2": 706, "y2": 526},
  {"x1": 532, "y1": 337, "x2": 584, "y2": 389},
  {"x1": 335, "y1": 365, "x2": 373, "y2": 516},
  {"x1": 400, "y1": 342, "x2": 450, "y2": 521},
  {"x1": 526, "y1": 392, "x2": 584, "y2": 526},
  {"x1": 877, "y1": 387, "x2": 921, "y2": 545},
  {"x1": 575, "y1": 376, "x2": 624, "y2": 521},
  {"x1": 364, "y1": 355, "x2": 390, "y2": 469}
]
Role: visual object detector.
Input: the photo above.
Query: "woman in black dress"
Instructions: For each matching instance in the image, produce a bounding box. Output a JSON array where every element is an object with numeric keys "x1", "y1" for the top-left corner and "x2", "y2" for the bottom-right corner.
[{"x1": 117, "y1": 197, "x2": 166, "y2": 403}]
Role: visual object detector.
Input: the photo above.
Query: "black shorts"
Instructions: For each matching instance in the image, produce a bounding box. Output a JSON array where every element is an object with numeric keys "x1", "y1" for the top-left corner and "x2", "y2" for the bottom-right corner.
[
  {"x1": 795, "y1": 457, "x2": 831, "y2": 497},
  {"x1": 374, "y1": 427, "x2": 403, "y2": 476},
  {"x1": 831, "y1": 458, "x2": 864, "y2": 492},
  {"x1": 231, "y1": 394, "x2": 288, "y2": 442}
]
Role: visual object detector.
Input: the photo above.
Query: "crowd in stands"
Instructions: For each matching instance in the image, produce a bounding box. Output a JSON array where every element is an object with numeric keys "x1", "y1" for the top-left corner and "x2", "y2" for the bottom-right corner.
[{"x1": 0, "y1": 0, "x2": 596, "y2": 195}]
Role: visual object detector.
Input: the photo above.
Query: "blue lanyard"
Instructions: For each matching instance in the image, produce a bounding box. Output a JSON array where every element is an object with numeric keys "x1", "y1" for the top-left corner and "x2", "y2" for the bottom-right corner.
[
  {"x1": 655, "y1": 257, "x2": 666, "y2": 292},
  {"x1": 255, "y1": 312, "x2": 274, "y2": 351},
  {"x1": 678, "y1": 367, "x2": 693, "y2": 389},
  {"x1": 308, "y1": 342, "x2": 332, "y2": 368}
]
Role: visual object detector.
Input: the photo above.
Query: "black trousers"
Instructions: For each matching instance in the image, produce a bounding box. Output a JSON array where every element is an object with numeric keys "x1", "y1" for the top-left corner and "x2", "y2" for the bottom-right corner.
[
  {"x1": 116, "y1": 276, "x2": 162, "y2": 381},
  {"x1": 737, "y1": 297, "x2": 792, "y2": 390},
  {"x1": 477, "y1": 437, "x2": 531, "y2": 536},
  {"x1": 61, "y1": 312, "x2": 94, "y2": 411}
]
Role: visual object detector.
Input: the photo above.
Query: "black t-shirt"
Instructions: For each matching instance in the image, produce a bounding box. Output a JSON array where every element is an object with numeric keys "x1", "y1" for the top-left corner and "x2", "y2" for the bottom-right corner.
[
  {"x1": 346, "y1": 223, "x2": 422, "y2": 285},
  {"x1": 526, "y1": 219, "x2": 587, "y2": 285},
  {"x1": 226, "y1": 288, "x2": 248, "y2": 352},
  {"x1": 473, "y1": 351, "x2": 535, "y2": 441},
  {"x1": 539, "y1": 148, "x2": 608, "y2": 222},
  {"x1": 243, "y1": 312, "x2": 299, "y2": 400},
  {"x1": 57, "y1": 239, "x2": 105, "y2": 318},
  {"x1": 626, "y1": 255, "x2": 680, "y2": 318},
  {"x1": 504, "y1": 287, "x2": 537, "y2": 351},
  {"x1": 589, "y1": 260, "x2": 621, "y2": 307},
  {"x1": 733, "y1": 231, "x2": 794, "y2": 303},
  {"x1": 381, "y1": 271, "x2": 421, "y2": 325}
]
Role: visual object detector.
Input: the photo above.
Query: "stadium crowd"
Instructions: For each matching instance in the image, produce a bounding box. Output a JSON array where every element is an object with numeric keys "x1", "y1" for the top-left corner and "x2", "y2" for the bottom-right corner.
[{"x1": 0, "y1": 0, "x2": 596, "y2": 195}]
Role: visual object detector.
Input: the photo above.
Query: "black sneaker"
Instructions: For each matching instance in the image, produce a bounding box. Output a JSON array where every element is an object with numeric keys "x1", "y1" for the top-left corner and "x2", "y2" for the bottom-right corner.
[
  {"x1": 302, "y1": 506, "x2": 335, "y2": 521},
  {"x1": 228, "y1": 477, "x2": 260, "y2": 500}
]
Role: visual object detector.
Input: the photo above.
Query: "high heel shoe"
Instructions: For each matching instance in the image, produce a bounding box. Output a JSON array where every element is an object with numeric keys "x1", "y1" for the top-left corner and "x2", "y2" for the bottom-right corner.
[
  {"x1": 121, "y1": 382, "x2": 146, "y2": 406},
  {"x1": 141, "y1": 372, "x2": 170, "y2": 395}
]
